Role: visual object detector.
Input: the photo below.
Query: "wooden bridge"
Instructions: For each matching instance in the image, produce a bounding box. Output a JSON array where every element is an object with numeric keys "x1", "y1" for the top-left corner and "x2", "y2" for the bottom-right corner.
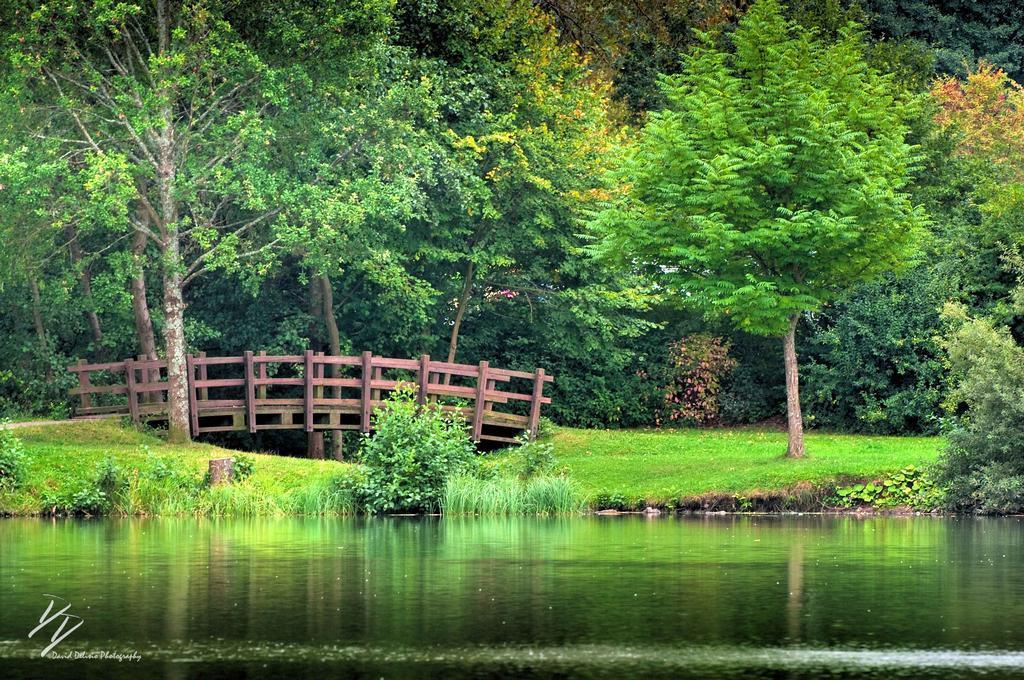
[{"x1": 68, "y1": 351, "x2": 552, "y2": 444}]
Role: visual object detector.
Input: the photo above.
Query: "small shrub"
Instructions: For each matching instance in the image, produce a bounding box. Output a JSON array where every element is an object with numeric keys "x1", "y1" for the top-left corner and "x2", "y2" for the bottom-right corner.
[
  {"x1": 658, "y1": 334, "x2": 737, "y2": 426},
  {"x1": 96, "y1": 456, "x2": 124, "y2": 496},
  {"x1": 0, "y1": 423, "x2": 27, "y2": 488},
  {"x1": 834, "y1": 466, "x2": 944, "y2": 510},
  {"x1": 145, "y1": 457, "x2": 203, "y2": 490},
  {"x1": 936, "y1": 305, "x2": 1024, "y2": 513},
  {"x1": 488, "y1": 437, "x2": 557, "y2": 480},
  {"x1": 355, "y1": 384, "x2": 477, "y2": 514},
  {"x1": 42, "y1": 484, "x2": 108, "y2": 515},
  {"x1": 591, "y1": 492, "x2": 633, "y2": 510},
  {"x1": 232, "y1": 455, "x2": 255, "y2": 482}
]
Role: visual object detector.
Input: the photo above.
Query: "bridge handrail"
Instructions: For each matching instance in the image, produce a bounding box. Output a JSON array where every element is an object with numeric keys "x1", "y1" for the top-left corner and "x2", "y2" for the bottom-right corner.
[{"x1": 67, "y1": 352, "x2": 552, "y2": 443}]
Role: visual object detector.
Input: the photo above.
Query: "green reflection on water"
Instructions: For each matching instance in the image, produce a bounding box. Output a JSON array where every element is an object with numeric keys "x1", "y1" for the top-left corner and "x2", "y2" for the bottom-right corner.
[{"x1": 1, "y1": 515, "x2": 1023, "y2": 679}]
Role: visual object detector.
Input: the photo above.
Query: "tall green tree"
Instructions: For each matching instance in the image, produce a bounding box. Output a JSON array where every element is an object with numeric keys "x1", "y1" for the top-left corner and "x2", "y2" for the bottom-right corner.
[
  {"x1": 3, "y1": 0, "x2": 394, "y2": 439},
  {"x1": 593, "y1": 0, "x2": 925, "y2": 456}
]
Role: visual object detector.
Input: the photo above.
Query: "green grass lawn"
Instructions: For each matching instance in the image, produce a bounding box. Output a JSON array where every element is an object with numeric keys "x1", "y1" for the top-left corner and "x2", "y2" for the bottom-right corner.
[
  {"x1": 1, "y1": 421, "x2": 355, "y2": 515},
  {"x1": 551, "y1": 427, "x2": 943, "y2": 504},
  {"x1": 1, "y1": 421, "x2": 944, "y2": 515}
]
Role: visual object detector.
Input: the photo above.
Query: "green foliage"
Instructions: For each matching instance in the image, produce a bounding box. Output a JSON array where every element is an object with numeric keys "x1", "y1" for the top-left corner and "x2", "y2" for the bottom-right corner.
[
  {"x1": 594, "y1": 0, "x2": 925, "y2": 337},
  {"x1": 0, "y1": 425, "x2": 27, "y2": 488},
  {"x1": 232, "y1": 455, "x2": 256, "y2": 483},
  {"x1": 802, "y1": 269, "x2": 947, "y2": 434},
  {"x1": 354, "y1": 385, "x2": 477, "y2": 514},
  {"x1": 658, "y1": 334, "x2": 737, "y2": 426},
  {"x1": 41, "y1": 485, "x2": 108, "y2": 516},
  {"x1": 485, "y1": 438, "x2": 558, "y2": 480},
  {"x1": 95, "y1": 456, "x2": 124, "y2": 498},
  {"x1": 834, "y1": 465, "x2": 944, "y2": 509},
  {"x1": 717, "y1": 334, "x2": 786, "y2": 425},
  {"x1": 936, "y1": 303, "x2": 1024, "y2": 513},
  {"x1": 860, "y1": 0, "x2": 1024, "y2": 82}
]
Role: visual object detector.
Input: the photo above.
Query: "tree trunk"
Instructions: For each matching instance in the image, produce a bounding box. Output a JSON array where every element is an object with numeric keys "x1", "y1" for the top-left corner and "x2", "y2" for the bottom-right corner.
[
  {"x1": 162, "y1": 236, "x2": 190, "y2": 442},
  {"x1": 208, "y1": 458, "x2": 233, "y2": 485},
  {"x1": 306, "y1": 432, "x2": 325, "y2": 459},
  {"x1": 28, "y1": 278, "x2": 53, "y2": 381},
  {"x1": 320, "y1": 274, "x2": 344, "y2": 461},
  {"x1": 154, "y1": 10, "x2": 189, "y2": 442},
  {"x1": 65, "y1": 225, "x2": 103, "y2": 348},
  {"x1": 783, "y1": 314, "x2": 805, "y2": 459},
  {"x1": 444, "y1": 260, "x2": 475, "y2": 387}
]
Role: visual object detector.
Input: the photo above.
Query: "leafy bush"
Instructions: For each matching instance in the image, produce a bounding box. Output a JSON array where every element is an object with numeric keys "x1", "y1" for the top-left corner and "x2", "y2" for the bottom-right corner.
[
  {"x1": 936, "y1": 304, "x2": 1024, "y2": 513},
  {"x1": 354, "y1": 385, "x2": 477, "y2": 513},
  {"x1": 802, "y1": 269, "x2": 947, "y2": 434},
  {"x1": 96, "y1": 456, "x2": 124, "y2": 497},
  {"x1": 0, "y1": 424, "x2": 27, "y2": 488},
  {"x1": 834, "y1": 465, "x2": 944, "y2": 510},
  {"x1": 658, "y1": 334, "x2": 736, "y2": 426},
  {"x1": 717, "y1": 335, "x2": 786, "y2": 425},
  {"x1": 42, "y1": 485, "x2": 108, "y2": 515},
  {"x1": 486, "y1": 437, "x2": 558, "y2": 480},
  {"x1": 232, "y1": 455, "x2": 255, "y2": 482}
]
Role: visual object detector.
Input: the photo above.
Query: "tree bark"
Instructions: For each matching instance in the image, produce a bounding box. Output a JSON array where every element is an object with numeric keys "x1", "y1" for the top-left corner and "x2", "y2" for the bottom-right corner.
[
  {"x1": 162, "y1": 235, "x2": 190, "y2": 442},
  {"x1": 320, "y1": 274, "x2": 344, "y2": 461},
  {"x1": 65, "y1": 225, "x2": 103, "y2": 348},
  {"x1": 783, "y1": 314, "x2": 805, "y2": 459},
  {"x1": 446, "y1": 260, "x2": 475, "y2": 365},
  {"x1": 306, "y1": 432, "x2": 325, "y2": 459},
  {"x1": 208, "y1": 458, "x2": 233, "y2": 485},
  {"x1": 155, "y1": 1, "x2": 189, "y2": 442},
  {"x1": 29, "y1": 278, "x2": 53, "y2": 381}
]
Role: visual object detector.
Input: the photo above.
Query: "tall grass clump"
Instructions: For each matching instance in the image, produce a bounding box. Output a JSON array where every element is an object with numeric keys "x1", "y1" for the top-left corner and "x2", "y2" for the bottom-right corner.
[
  {"x1": 443, "y1": 474, "x2": 585, "y2": 515},
  {"x1": 286, "y1": 474, "x2": 357, "y2": 515},
  {"x1": 443, "y1": 437, "x2": 585, "y2": 515}
]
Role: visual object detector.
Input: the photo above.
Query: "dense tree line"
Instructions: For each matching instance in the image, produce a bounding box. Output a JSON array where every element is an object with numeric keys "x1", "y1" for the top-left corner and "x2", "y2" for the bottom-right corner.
[{"x1": 0, "y1": 1, "x2": 1021, "y2": 469}]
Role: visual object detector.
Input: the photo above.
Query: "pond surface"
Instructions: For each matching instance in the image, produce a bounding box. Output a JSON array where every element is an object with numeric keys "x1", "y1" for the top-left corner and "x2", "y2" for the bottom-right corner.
[{"x1": 1, "y1": 515, "x2": 1023, "y2": 679}]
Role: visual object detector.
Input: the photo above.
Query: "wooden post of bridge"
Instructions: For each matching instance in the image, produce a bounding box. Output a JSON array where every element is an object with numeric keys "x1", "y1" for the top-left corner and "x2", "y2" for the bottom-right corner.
[
  {"x1": 198, "y1": 351, "x2": 209, "y2": 402},
  {"x1": 472, "y1": 360, "x2": 489, "y2": 442},
  {"x1": 257, "y1": 350, "x2": 267, "y2": 400},
  {"x1": 186, "y1": 354, "x2": 199, "y2": 437},
  {"x1": 314, "y1": 352, "x2": 324, "y2": 399},
  {"x1": 136, "y1": 354, "x2": 148, "y2": 404},
  {"x1": 124, "y1": 358, "x2": 139, "y2": 424},
  {"x1": 303, "y1": 349, "x2": 314, "y2": 433},
  {"x1": 360, "y1": 351, "x2": 372, "y2": 432},
  {"x1": 75, "y1": 359, "x2": 91, "y2": 411},
  {"x1": 527, "y1": 367, "x2": 546, "y2": 441},
  {"x1": 244, "y1": 350, "x2": 256, "y2": 434},
  {"x1": 417, "y1": 354, "x2": 430, "y2": 407}
]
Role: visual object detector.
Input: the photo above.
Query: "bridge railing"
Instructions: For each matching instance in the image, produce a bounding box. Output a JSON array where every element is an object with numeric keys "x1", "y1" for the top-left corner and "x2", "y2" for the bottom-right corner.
[{"x1": 68, "y1": 352, "x2": 553, "y2": 443}]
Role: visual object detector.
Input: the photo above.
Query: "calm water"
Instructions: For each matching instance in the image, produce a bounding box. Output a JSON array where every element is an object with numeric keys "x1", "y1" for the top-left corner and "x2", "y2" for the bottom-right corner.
[{"x1": 2, "y1": 515, "x2": 1023, "y2": 679}]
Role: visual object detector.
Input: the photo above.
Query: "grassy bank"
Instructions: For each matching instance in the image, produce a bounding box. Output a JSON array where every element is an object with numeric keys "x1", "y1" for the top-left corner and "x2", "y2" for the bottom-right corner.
[
  {"x1": 553, "y1": 427, "x2": 943, "y2": 509},
  {"x1": 0, "y1": 421, "x2": 357, "y2": 516},
  {"x1": 0, "y1": 421, "x2": 944, "y2": 516}
]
